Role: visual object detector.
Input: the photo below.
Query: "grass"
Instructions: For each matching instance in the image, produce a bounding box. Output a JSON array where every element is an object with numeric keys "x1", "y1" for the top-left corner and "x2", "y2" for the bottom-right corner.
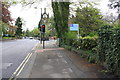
[
  {"x1": 2, "y1": 37, "x2": 16, "y2": 40},
  {"x1": 2, "y1": 37, "x2": 9, "y2": 39}
]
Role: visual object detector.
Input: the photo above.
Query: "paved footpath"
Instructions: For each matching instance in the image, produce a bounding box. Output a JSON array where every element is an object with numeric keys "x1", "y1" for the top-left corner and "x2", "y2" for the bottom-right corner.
[{"x1": 15, "y1": 40, "x2": 114, "y2": 78}]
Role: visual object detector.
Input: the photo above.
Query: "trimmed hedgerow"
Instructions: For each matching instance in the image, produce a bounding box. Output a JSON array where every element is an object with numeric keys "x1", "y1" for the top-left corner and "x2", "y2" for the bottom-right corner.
[
  {"x1": 97, "y1": 25, "x2": 120, "y2": 76},
  {"x1": 62, "y1": 25, "x2": 120, "y2": 76},
  {"x1": 62, "y1": 36, "x2": 97, "y2": 63}
]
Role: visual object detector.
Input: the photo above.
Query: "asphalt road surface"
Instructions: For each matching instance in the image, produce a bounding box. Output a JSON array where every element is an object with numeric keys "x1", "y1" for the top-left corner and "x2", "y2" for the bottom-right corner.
[{"x1": 1, "y1": 39, "x2": 39, "y2": 78}]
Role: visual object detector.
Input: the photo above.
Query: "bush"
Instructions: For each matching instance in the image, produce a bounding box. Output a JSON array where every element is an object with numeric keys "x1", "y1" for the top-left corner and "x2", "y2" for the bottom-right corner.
[
  {"x1": 98, "y1": 25, "x2": 120, "y2": 76},
  {"x1": 62, "y1": 33, "x2": 98, "y2": 63},
  {"x1": 80, "y1": 38, "x2": 97, "y2": 50},
  {"x1": 97, "y1": 25, "x2": 113, "y2": 63},
  {"x1": 62, "y1": 32, "x2": 77, "y2": 46},
  {"x1": 62, "y1": 25, "x2": 120, "y2": 76}
]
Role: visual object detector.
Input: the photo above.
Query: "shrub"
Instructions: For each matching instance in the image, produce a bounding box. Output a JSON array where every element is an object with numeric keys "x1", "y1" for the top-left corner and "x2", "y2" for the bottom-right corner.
[
  {"x1": 62, "y1": 32, "x2": 77, "y2": 46},
  {"x1": 62, "y1": 25, "x2": 120, "y2": 76},
  {"x1": 97, "y1": 25, "x2": 113, "y2": 63},
  {"x1": 98, "y1": 25, "x2": 120, "y2": 76},
  {"x1": 62, "y1": 34, "x2": 98, "y2": 63}
]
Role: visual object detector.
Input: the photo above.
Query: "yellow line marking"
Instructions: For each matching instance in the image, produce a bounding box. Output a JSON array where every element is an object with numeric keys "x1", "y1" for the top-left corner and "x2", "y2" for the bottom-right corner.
[
  {"x1": 9, "y1": 53, "x2": 31, "y2": 80},
  {"x1": 13, "y1": 53, "x2": 31, "y2": 75},
  {"x1": 9, "y1": 43, "x2": 38, "y2": 80},
  {"x1": 32, "y1": 43, "x2": 38, "y2": 50},
  {"x1": 16, "y1": 53, "x2": 33, "y2": 76}
]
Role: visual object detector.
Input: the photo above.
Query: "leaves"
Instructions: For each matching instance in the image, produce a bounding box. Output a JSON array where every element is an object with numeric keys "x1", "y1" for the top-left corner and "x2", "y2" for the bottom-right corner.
[
  {"x1": 15, "y1": 17, "x2": 23, "y2": 37},
  {"x1": 31, "y1": 27, "x2": 39, "y2": 37},
  {"x1": 74, "y1": 5, "x2": 103, "y2": 35},
  {"x1": 98, "y1": 25, "x2": 120, "y2": 76},
  {"x1": 1, "y1": 2, "x2": 13, "y2": 24},
  {"x1": 52, "y1": 2, "x2": 70, "y2": 38}
]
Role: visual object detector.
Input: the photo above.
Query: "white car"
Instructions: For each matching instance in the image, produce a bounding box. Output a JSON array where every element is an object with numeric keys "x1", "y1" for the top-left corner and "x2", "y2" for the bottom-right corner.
[{"x1": 29, "y1": 37, "x2": 33, "y2": 39}]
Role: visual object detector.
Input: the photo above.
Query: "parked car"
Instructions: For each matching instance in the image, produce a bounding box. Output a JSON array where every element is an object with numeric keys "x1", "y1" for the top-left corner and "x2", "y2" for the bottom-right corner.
[{"x1": 29, "y1": 37, "x2": 33, "y2": 39}]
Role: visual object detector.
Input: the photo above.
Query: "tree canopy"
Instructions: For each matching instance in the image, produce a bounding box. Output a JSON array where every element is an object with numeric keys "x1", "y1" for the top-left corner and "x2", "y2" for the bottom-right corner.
[
  {"x1": 1, "y1": 1, "x2": 13, "y2": 24},
  {"x1": 15, "y1": 17, "x2": 23, "y2": 37},
  {"x1": 52, "y1": 2, "x2": 70, "y2": 38},
  {"x1": 74, "y1": 6, "x2": 104, "y2": 35}
]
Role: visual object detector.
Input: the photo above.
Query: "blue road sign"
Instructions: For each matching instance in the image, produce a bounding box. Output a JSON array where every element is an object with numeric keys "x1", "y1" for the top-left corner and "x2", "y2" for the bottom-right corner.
[{"x1": 70, "y1": 24, "x2": 79, "y2": 31}]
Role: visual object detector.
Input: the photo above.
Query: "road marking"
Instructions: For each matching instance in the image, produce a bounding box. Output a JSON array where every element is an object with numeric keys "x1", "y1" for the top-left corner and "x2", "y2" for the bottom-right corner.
[
  {"x1": 9, "y1": 53, "x2": 30, "y2": 80},
  {"x1": 9, "y1": 42, "x2": 39, "y2": 80},
  {"x1": 16, "y1": 53, "x2": 33, "y2": 76},
  {"x1": 9, "y1": 53, "x2": 32, "y2": 80},
  {"x1": 32, "y1": 43, "x2": 39, "y2": 50},
  {"x1": 13, "y1": 53, "x2": 31, "y2": 75}
]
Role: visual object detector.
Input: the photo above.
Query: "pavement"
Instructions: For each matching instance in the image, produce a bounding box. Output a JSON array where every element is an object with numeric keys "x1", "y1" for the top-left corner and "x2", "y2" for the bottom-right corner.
[{"x1": 14, "y1": 40, "x2": 115, "y2": 79}]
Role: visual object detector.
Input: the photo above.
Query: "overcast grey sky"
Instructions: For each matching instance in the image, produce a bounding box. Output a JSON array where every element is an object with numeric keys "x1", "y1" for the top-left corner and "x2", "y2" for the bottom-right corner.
[{"x1": 9, "y1": 0, "x2": 117, "y2": 31}]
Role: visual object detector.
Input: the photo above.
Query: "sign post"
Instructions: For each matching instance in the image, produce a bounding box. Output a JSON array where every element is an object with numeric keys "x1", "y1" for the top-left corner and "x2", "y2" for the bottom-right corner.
[{"x1": 70, "y1": 24, "x2": 79, "y2": 38}]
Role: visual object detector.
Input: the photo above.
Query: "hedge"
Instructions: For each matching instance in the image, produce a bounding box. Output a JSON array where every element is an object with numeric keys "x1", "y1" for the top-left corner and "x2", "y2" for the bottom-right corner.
[
  {"x1": 98, "y1": 25, "x2": 120, "y2": 76},
  {"x1": 62, "y1": 25, "x2": 120, "y2": 76},
  {"x1": 62, "y1": 36, "x2": 97, "y2": 63}
]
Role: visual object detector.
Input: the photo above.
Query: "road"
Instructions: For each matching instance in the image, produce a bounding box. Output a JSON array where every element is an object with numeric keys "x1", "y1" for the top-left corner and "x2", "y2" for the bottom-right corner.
[{"x1": 1, "y1": 39, "x2": 39, "y2": 78}]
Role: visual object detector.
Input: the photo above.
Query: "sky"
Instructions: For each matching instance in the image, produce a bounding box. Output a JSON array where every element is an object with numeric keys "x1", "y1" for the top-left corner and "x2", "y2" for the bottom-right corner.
[
  {"x1": 9, "y1": 0, "x2": 52, "y2": 31},
  {"x1": 9, "y1": 0, "x2": 117, "y2": 31}
]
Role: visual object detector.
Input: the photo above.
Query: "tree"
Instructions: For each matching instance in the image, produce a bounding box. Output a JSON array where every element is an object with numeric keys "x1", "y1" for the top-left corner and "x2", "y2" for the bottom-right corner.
[
  {"x1": 52, "y1": 1, "x2": 70, "y2": 38},
  {"x1": 0, "y1": 1, "x2": 16, "y2": 37},
  {"x1": 0, "y1": 21, "x2": 9, "y2": 37},
  {"x1": 1, "y1": 2, "x2": 13, "y2": 24},
  {"x1": 15, "y1": 17, "x2": 23, "y2": 38},
  {"x1": 0, "y1": 1, "x2": 2, "y2": 21},
  {"x1": 42, "y1": 17, "x2": 56, "y2": 38},
  {"x1": 74, "y1": 6, "x2": 104, "y2": 35},
  {"x1": 25, "y1": 28, "x2": 30, "y2": 37},
  {"x1": 108, "y1": 0, "x2": 120, "y2": 26},
  {"x1": 31, "y1": 27, "x2": 39, "y2": 37}
]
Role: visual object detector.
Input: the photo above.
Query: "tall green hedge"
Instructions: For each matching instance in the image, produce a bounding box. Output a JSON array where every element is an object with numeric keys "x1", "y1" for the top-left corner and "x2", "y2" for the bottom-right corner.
[
  {"x1": 62, "y1": 25, "x2": 120, "y2": 76},
  {"x1": 98, "y1": 25, "x2": 120, "y2": 76},
  {"x1": 62, "y1": 38, "x2": 97, "y2": 51},
  {"x1": 62, "y1": 36, "x2": 97, "y2": 63}
]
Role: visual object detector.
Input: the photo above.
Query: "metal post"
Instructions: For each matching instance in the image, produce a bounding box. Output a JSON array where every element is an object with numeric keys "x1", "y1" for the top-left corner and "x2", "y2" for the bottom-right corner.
[
  {"x1": 78, "y1": 24, "x2": 80, "y2": 38},
  {"x1": 40, "y1": 32, "x2": 42, "y2": 44},
  {"x1": 43, "y1": 33, "x2": 45, "y2": 49}
]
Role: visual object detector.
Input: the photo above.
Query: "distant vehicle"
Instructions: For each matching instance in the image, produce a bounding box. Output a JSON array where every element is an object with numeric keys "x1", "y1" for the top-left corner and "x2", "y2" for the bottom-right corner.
[{"x1": 29, "y1": 37, "x2": 33, "y2": 39}]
